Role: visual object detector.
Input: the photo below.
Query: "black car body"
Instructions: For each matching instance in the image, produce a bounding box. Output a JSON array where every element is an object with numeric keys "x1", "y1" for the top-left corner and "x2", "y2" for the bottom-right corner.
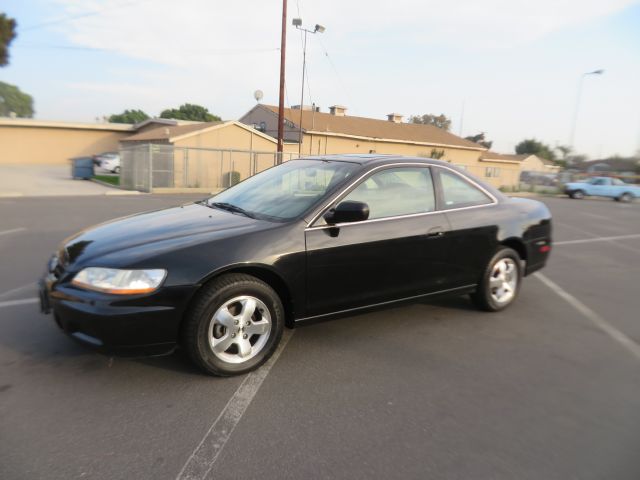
[{"x1": 40, "y1": 155, "x2": 552, "y2": 372}]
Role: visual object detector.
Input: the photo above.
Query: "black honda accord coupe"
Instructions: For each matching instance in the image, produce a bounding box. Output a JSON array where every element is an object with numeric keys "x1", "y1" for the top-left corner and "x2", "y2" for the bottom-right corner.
[{"x1": 40, "y1": 155, "x2": 552, "y2": 376}]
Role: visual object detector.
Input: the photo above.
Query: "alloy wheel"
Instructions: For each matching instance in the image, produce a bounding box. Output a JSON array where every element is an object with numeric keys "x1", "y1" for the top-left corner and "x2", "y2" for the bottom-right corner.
[
  {"x1": 489, "y1": 258, "x2": 518, "y2": 304},
  {"x1": 208, "y1": 295, "x2": 271, "y2": 364}
]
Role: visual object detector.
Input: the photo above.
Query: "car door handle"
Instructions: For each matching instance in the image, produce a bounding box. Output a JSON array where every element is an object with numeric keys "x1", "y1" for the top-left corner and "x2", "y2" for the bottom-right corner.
[{"x1": 426, "y1": 227, "x2": 445, "y2": 238}]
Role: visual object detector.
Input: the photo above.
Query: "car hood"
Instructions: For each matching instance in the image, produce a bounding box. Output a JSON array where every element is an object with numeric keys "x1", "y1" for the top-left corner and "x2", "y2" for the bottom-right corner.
[{"x1": 61, "y1": 203, "x2": 268, "y2": 266}]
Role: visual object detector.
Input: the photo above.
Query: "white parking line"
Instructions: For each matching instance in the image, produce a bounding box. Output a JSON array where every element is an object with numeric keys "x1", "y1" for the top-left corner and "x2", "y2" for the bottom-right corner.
[
  {"x1": 0, "y1": 283, "x2": 36, "y2": 300},
  {"x1": 176, "y1": 330, "x2": 294, "y2": 480},
  {"x1": 0, "y1": 227, "x2": 26, "y2": 237},
  {"x1": 534, "y1": 273, "x2": 640, "y2": 361},
  {"x1": 0, "y1": 298, "x2": 39, "y2": 309},
  {"x1": 554, "y1": 233, "x2": 640, "y2": 246}
]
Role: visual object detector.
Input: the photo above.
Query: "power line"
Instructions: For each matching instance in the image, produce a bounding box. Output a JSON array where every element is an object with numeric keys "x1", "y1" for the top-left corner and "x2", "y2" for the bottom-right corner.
[
  {"x1": 14, "y1": 44, "x2": 279, "y2": 55},
  {"x1": 317, "y1": 36, "x2": 353, "y2": 110},
  {"x1": 21, "y1": 0, "x2": 150, "y2": 32}
]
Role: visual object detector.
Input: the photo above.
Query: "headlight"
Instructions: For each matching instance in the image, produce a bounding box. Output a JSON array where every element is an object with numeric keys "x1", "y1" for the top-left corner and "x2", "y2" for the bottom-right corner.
[{"x1": 71, "y1": 267, "x2": 167, "y2": 294}]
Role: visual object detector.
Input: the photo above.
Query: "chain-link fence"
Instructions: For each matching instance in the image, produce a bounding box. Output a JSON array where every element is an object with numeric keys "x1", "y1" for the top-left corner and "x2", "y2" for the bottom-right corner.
[{"x1": 120, "y1": 144, "x2": 297, "y2": 192}]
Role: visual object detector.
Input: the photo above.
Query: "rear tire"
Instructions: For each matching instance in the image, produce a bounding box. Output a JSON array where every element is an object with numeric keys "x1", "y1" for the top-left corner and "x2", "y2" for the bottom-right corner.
[
  {"x1": 470, "y1": 247, "x2": 522, "y2": 312},
  {"x1": 182, "y1": 274, "x2": 284, "y2": 376},
  {"x1": 570, "y1": 190, "x2": 585, "y2": 199}
]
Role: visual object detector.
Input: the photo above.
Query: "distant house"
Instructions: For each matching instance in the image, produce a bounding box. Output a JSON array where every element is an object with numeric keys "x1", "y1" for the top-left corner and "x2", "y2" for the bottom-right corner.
[
  {"x1": 480, "y1": 152, "x2": 559, "y2": 173},
  {"x1": 579, "y1": 158, "x2": 639, "y2": 176}
]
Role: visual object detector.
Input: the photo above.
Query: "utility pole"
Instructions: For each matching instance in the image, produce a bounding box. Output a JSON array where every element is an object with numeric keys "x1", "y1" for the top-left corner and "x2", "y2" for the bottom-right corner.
[{"x1": 276, "y1": 0, "x2": 287, "y2": 164}]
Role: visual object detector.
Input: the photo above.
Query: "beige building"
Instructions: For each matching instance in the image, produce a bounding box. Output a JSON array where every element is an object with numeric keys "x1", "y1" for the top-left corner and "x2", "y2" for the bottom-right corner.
[
  {"x1": 0, "y1": 118, "x2": 133, "y2": 165},
  {"x1": 241, "y1": 104, "x2": 484, "y2": 163},
  {"x1": 240, "y1": 104, "x2": 526, "y2": 188},
  {"x1": 0, "y1": 117, "x2": 208, "y2": 165},
  {"x1": 1, "y1": 106, "x2": 550, "y2": 190}
]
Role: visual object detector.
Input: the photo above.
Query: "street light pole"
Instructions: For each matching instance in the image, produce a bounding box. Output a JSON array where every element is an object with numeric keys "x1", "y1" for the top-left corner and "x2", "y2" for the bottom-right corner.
[
  {"x1": 292, "y1": 19, "x2": 325, "y2": 157},
  {"x1": 569, "y1": 69, "x2": 604, "y2": 149},
  {"x1": 276, "y1": 0, "x2": 288, "y2": 164}
]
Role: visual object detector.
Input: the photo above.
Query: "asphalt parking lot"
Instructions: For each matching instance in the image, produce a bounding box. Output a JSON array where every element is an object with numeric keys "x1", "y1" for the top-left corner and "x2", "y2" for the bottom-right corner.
[{"x1": 1, "y1": 194, "x2": 640, "y2": 480}]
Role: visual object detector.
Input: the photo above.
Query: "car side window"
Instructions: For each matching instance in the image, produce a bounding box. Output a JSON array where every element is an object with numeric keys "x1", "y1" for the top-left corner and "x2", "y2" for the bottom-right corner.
[
  {"x1": 342, "y1": 167, "x2": 436, "y2": 220},
  {"x1": 439, "y1": 170, "x2": 493, "y2": 209},
  {"x1": 593, "y1": 178, "x2": 607, "y2": 185},
  {"x1": 612, "y1": 178, "x2": 625, "y2": 186}
]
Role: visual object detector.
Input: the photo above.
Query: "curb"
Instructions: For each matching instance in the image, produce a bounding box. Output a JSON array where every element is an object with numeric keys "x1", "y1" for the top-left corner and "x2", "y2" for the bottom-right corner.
[
  {"x1": 0, "y1": 192, "x2": 24, "y2": 198},
  {"x1": 104, "y1": 190, "x2": 142, "y2": 196},
  {"x1": 90, "y1": 178, "x2": 143, "y2": 195}
]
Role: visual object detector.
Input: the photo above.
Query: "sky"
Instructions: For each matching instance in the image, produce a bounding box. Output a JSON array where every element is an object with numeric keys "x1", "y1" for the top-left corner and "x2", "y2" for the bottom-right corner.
[{"x1": 1, "y1": 0, "x2": 640, "y2": 158}]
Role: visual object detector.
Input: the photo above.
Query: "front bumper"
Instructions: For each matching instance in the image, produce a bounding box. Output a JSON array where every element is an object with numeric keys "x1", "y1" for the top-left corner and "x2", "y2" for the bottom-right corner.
[{"x1": 39, "y1": 275, "x2": 197, "y2": 356}]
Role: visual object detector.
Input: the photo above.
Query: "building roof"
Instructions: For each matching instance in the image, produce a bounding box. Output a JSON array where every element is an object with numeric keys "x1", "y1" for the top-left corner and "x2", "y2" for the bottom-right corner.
[
  {"x1": 121, "y1": 120, "x2": 278, "y2": 144},
  {"x1": 122, "y1": 122, "x2": 224, "y2": 141},
  {"x1": 0, "y1": 117, "x2": 135, "y2": 132},
  {"x1": 132, "y1": 118, "x2": 204, "y2": 129},
  {"x1": 259, "y1": 105, "x2": 485, "y2": 151}
]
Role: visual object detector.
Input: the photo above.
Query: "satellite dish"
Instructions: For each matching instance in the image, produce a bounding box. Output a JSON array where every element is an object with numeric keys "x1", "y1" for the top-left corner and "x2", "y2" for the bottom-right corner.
[{"x1": 254, "y1": 90, "x2": 264, "y2": 102}]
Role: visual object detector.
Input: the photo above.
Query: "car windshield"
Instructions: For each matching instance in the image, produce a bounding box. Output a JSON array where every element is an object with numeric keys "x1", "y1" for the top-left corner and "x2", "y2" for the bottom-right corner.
[{"x1": 207, "y1": 159, "x2": 361, "y2": 221}]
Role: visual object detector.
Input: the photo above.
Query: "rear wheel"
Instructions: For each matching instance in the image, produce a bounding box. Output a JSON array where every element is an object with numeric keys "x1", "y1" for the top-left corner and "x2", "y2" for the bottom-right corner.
[
  {"x1": 182, "y1": 274, "x2": 284, "y2": 376},
  {"x1": 114, "y1": 166, "x2": 121, "y2": 174},
  {"x1": 470, "y1": 247, "x2": 522, "y2": 312},
  {"x1": 570, "y1": 190, "x2": 585, "y2": 199}
]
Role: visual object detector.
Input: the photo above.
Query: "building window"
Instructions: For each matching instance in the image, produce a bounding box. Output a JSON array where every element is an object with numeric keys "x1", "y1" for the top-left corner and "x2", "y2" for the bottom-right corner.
[
  {"x1": 485, "y1": 167, "x2": 501, "y2": 178},
  {"x1": 454, "y1": 164, "x2": 468, "y2": 170}
]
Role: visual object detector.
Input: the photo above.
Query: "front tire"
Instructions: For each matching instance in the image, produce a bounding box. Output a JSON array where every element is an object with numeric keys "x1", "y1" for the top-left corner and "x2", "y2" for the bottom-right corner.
[
  {"x1": 570, "y1": 190, "x2": 585, "y2": 199},
  {"x1": 470, "y1": 247, "x2": 522, "y2": 312},
  {"x1": 182, "y1": 274, "x2": 284, "y2": 376},
  {"x1": 619, "y1": 192, "x2": 633, "y2": 203}
]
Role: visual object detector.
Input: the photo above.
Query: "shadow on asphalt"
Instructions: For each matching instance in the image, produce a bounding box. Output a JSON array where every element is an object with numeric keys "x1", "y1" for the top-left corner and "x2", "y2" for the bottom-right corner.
[{"x1": 132, "y1": 349, "x2": 203, "y2": 376}]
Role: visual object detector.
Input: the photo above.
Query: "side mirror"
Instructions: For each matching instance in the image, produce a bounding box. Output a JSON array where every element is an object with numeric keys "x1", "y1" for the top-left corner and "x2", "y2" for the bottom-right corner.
[{"x1": 324, "y1": 200, "x2": 370, "y2": 224}]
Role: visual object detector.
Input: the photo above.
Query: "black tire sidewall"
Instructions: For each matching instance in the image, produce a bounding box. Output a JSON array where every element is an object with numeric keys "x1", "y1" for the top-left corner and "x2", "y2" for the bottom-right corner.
[
  {"x1": 191, "y1": 279, "x2": 284, "y2": 376},
  {"x1": 571, "y1": 190, "x2": 584, "y2": 199}
]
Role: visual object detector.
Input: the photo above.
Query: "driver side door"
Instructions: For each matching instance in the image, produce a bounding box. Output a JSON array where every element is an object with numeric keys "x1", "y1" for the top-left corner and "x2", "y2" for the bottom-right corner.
[{"x1": 304, "y1": 165, "x2": 453, "y2": 317}]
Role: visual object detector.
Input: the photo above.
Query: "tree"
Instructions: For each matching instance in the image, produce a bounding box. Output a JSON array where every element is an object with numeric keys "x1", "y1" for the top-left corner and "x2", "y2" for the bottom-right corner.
[
  {"x1": 555, "y1": 145, "x2": 572, "y2": 160},
  {"x1": 409, "y1": 113, "x2": 451, "y2": 131},
  {"x1": 0, "y1": 13, "x2": 17, "y2": 67},
  {"x1": 515, "y1": 138, "x2": 557, "y2": 161},
  {"x1": 160, "y1": 103, "x2": 221, "y2": 122},
  {"x1": 0, "y1": 81, "x2": 34, "y2": 117},
  {"x1": 108, "y1": 109, "x2": 149, "y2": 124},
  {"x1": 465, "y1": 132, "x2": 493, "y2": 149}
]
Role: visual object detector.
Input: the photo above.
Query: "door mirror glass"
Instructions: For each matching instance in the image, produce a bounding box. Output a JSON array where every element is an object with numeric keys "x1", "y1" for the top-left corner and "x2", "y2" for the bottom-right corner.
[{"x1": 324, "y1": 200, "x2": 370, "y2": 224}]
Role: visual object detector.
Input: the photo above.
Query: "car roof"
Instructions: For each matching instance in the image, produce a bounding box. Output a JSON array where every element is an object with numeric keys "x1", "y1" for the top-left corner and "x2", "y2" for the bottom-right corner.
[{"x1": 297, "y1": 154, "x2": 454, "y2": 168}]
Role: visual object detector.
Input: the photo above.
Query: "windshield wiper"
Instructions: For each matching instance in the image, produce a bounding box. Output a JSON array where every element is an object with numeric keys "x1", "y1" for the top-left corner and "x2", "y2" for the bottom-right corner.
[{"x1": 209, "y1": 202, "x2": 255, "y2": 218}]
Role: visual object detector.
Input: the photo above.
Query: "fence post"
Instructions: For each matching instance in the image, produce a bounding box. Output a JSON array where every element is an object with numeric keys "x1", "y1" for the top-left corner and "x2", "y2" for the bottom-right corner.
[
  {"x1": 147, "y1": 143, "x2": 153, "y2": 192},
  {"x1": 183, "y1": 149, "x2": 188, "y2": 188}
]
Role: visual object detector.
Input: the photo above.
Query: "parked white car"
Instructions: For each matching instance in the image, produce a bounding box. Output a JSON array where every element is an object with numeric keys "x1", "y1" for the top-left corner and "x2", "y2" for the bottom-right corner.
[{"x1": 95, "y1": 152, "x2": 121, "y2": 174}]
